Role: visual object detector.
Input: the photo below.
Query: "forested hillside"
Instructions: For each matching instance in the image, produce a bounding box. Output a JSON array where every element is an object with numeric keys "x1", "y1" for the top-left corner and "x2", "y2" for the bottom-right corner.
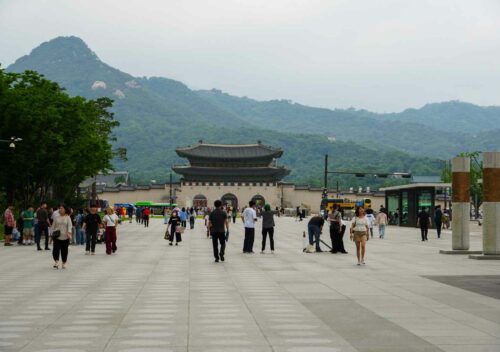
[{"x1": 7, "y1": 36, "x2": 478, "y2": 185}]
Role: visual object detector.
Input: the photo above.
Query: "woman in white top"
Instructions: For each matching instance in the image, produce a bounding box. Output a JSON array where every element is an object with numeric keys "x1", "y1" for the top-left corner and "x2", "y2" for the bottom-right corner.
[
  {"x1": 350, "y1": 206, "x2": 369, "y2": 265},
  {"x1": 103, "y1": 207, "x2": 119, "y2": 255},
  {"x1": 51, "y1": 205, "x2": 73, "y2": 269}
]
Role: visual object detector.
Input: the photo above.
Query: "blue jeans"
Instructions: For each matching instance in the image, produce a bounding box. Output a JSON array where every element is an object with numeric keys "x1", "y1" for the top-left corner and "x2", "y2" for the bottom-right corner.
[
  {"x1": 378, "y1": 224, "x2": 386, "y2": 238},
  {"x1": 308, "y1": 224, "x2": 321, "y2": 250},
  {"x1": 75, "y1": 226, "x2": 85, "y2": 245}
]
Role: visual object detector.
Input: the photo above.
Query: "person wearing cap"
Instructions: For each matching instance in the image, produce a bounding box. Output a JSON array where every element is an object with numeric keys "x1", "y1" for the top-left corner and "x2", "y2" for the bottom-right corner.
[
  {"x1": 82, "y1": 204, "x2": 102, "y2": 255},
  {"x1": 261, "y1": 204, "x2": 275, "y2": 254}
]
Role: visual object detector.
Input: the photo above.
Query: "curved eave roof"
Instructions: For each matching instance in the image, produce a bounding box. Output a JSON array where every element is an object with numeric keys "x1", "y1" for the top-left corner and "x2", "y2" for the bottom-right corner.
[
  {"x1": 176, "y1": 143, "x2": 283, "y2": 159},
  {"x1": 172, "y1": 166, "x2": 290, "y2": 177}
]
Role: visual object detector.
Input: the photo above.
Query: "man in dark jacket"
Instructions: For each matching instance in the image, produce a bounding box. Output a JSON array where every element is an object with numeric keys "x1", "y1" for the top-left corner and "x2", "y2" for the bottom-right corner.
[
  {"x1": 208, "y1": 200, "x2": 229, "y2": 262},
  {"x1": 434, "y1": 205, "x2": 443, "y2": 239}
]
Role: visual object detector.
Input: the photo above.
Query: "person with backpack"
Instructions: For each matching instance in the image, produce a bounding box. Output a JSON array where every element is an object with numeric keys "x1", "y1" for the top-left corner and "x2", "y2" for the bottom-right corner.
[{"x1": 375, "y1": 209, "x2": 388, "y2": 239}]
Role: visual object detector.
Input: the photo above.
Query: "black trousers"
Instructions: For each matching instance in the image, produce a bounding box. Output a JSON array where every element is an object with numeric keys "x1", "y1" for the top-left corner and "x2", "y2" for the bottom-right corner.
[
  {"x1": 36, "y1": 222, "x2": 50, "y2": 249},
  {"x1": 232, "y1": 216, "x2": 236, "y2": 224},
  {"x1": 181, "y1": 220, "x2": 187, "y2": 228},
  {"x1": 211, "y1": 232, "x2": 226, "y2": 259},
  {"x1": 189, "y1": 217, "x2": 195, "y2": 229},
  {"x1": 53, "y1": 239, "x2": 69, "y2": 263},
  {"x1": 262, "y1": 227, "x2": 274, "y2": 251},
  {"x1": 435, "y1": 221, "x2": 442, "y2": 238},
  {"x1": 330, "y1": 225, "x2": 347, "y2": 253},
  {"x1": 420, "y1": 226, "x2": 428, "y2": 241},
  {"x1": 86, "y1": 230, "x2": 97, "y2": 252},
  {"x1": 243, "y1": 227, "x2": 255, "y2": 253},
  {"x1": 144, "y1": 215, "x2": 149, "y2": 227}
]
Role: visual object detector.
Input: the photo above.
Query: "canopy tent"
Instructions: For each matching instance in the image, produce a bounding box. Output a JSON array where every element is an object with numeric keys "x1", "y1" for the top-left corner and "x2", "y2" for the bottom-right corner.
[{"x1": 134, "y1": 201, "x2": 177, "y2": 207}]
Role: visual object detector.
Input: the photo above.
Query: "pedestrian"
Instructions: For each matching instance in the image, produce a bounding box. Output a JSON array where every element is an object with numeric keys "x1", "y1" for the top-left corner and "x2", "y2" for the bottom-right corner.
[
  {"x1": 168, "y1": 210, "x2": 182, "y2": 246},
  {"x1": 366, "y1": 210, "x2": 375, "y2": 238},
  {"x1": 164, "y1": 208, "x2": 170, "y2": 225},
  {"x1": 231, "y1": 207, "x2": 237, "y2": 224},
  {"x1": 242, "y1": 200, "x2": 257, "y2": 253},
  {"x1": 127, "y1": 205, "x2": 134, "y2": 223},
  {"x1": 307, "y1": 214, "x2": 324, "y2": 252},
  {"x1": 434, "y1": 205, "x2": 443, "y2": 239},
  {"x1": 21, "y1": 206, "x2": 35, "y2": 245},
  {"x1": 103, "y1": 206, "x2": 119, "y2": 255},
  {"x1": 74, "y1": 209, "x2": 85, "y2": 245},
  {"x1": 35, "y1": 202, "x2": 51, "y2": 251},
  {"x1": 208, "y1": 200, "x2": 229, "y2": 262},
  {"x1": 143, "y1": 207, "x2": 150, "y2": 227},
  {"x1": 204, "y1": 210, "x2": 210, "y2": 238},
  {"x1": 350, "y1": 206, "x2": 369, "y2": 265},
  {"x1": 375, "y1": 209, "x2": 388, "y2": 239},
  {"x1": 136, "y1": 207, "x2": 142, "y2": 224},
  {"x1": 180, "y1": 207, "x2": 187, "y2": 228},
  {"x1": 328, "y1": 204, "x2": 347, "y2": 253},
  {"x1": 260, "y1": 204, "x2": 275, "y2": 254},
  {"x1": 3, "y1": 204, "x2": 15, "y2": 246},
  {"x1": 417, "y1": 207, "x2": 432, "y2": 242},
  {"x1": 189, "y1": 207, "x2": 195, "y2": 229},
  {"x1": 51, "y1": 205, "x2": 73, "y2": 269},
  {"x1": 82, "y1": 204, "x2": 102, "y2": 255},
  {"x1": 296, "y1": 206, "x2": 301, "y2": 221}
]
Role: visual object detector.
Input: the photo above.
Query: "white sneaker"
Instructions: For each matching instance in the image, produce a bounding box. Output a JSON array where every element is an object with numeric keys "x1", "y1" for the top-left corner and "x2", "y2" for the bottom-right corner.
[
  {"x1": 271, "y1": 250, "x2": 274, "y2": 254},
  {"x1": 85, "y1": 251, "x2": 90, "y2": 255},
  {"x1": 361, "y1": 260, "x2": 366, "y2": 265}
]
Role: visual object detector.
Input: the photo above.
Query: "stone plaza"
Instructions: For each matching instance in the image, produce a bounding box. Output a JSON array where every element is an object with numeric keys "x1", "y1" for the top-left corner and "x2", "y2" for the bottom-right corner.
[{"x1": 0, "y1": 217, "x2": 499, "y2": 352}]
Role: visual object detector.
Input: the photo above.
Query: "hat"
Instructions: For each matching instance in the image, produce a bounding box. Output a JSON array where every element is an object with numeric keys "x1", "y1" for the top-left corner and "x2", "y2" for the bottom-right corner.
[{"x1": 264, "y1": 204, "x2": 271, "y2": 211}]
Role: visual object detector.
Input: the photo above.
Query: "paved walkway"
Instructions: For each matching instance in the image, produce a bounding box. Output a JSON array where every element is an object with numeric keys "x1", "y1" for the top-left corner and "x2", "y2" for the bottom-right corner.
[{"x1": 0, "y1": 217, "x2": 499, "y2": 352}]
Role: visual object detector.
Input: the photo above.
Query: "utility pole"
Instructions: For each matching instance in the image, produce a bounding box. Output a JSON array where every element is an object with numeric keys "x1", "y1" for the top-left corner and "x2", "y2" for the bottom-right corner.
[
  {"x1": 169, "y1": 172, "x2": 173, "y2": 205},
  {"x1": 324, "y1": 154, "x2": 328, "y2": 189}
]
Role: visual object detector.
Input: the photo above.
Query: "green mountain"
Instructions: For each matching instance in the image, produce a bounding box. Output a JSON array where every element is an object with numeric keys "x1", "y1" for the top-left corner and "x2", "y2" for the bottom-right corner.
[
  {"x1": 196, "y1": 90, "x2": 499, "y2": 158},
  {"x1": 7, "y1": 36, "x2": 446, "y2": 186}
]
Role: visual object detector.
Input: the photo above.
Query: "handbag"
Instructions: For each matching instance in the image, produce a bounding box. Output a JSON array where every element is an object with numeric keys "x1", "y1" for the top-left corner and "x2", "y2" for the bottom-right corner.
[
  {"x1": 164, "y1": 229, "x2": 170, "y2": 240},
  {"x1": 51, "y1": 230, "x2": 61, "y2": 239},
  {"x1": 175, "y1": 225, "x2": 185, "y2": 234}
]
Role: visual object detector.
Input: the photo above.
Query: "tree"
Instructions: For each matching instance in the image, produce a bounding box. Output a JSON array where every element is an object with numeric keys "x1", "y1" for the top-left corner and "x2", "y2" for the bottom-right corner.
[{"x1": 0, "y1": 69, "x2": 124, "y2": 207}]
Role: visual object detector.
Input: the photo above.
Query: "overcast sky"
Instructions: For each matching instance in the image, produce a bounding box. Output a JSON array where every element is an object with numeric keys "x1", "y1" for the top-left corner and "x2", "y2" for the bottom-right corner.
[{"x1": 1, "y1": 0, "x2": 499, "y2": 112}]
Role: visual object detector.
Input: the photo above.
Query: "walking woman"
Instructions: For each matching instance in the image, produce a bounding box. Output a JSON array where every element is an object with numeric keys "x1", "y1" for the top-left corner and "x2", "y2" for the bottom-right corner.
[
  {"x1": 350, "y1": 206, "x2": 370, "y2": 265},
  {"x1": 261, "y1": 204, "x2": 275, "y2": 253},
  {"x1": 168, "y1": 210, "x2": 182, "y2": 246},
  {"x1": 189, "y1": 207, "x2": 195, "y2": 229},
  {"x1": 51, "y1": 205, "x2": 73, "y2": 269},
  {"x1": 103, "y1": 207, "x2": 119, "y2": 255}
]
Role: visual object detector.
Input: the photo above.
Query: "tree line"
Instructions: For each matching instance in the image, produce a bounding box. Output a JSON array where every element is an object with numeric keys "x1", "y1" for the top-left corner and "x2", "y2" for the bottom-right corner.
[{"x1": 0, "y1": 69, "x2": 123, "y2": 209}]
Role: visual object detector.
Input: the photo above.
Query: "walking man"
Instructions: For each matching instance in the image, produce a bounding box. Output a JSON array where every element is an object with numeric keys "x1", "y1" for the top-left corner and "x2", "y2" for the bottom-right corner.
[
  {"x1": 82, "y1": 204, "x2": 102, "y2": 255},
  {"x1": 209, "y1": 200, "x2": 229, "y2": 262},
  {"x1": 35, "y1": 202, "x2": 50, "y2": 250},
  {"x1": 143, "y1": 207, "x2": 150, "y2": 227},
  {"x1": 417, "y1": 207, "x2": 432, "y2": 241},
  {"x1": 242, "y1": 200, "x2": 257, "y2": 253},
  {"x1": 434, "y1": 205, "x2": 443, "y2": 239}
]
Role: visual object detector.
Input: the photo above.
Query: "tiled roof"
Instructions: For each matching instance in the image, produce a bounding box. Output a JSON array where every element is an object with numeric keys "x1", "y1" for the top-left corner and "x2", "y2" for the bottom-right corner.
[{"x1": 176, "y1": 143, "x2": 283, "y2": 159}]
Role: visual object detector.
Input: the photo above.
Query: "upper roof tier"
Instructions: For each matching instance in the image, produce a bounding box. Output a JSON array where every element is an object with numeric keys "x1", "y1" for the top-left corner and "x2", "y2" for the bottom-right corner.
[{"x1": 176, "y1": 143, "x2": 283, "y2": 161}]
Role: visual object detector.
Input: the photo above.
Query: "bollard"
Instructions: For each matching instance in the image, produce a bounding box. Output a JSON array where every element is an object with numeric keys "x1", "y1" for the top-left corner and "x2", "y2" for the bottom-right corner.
[
  {"x1": 482, "y1": 152, "x2": 500, "y2": 256},
  {"x1": 451, "y1": 157, "x2": 470, "y2": 250}
]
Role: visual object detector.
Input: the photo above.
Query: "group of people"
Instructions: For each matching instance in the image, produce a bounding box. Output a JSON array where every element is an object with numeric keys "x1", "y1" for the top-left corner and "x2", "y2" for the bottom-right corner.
[
  {"x1": 3, "y1": 203, "x2": 120, "y2": 269},
  {"x1": 306, "y1": 205, "x2": 389, "y2": 265},
  {"x1": 417, "y1": 205, "x2": 451, "y2": 241}
]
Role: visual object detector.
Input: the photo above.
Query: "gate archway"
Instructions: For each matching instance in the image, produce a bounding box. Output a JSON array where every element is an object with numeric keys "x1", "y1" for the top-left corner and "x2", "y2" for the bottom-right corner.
[
  {"x1": 251, "y1": 194, "x2": 266, "y2": 207},
  {"x1": 221, "y1": 193, "x2": 238, "y2": 209},
  {"x1": 193, "y1": 194, "x2": 207, "y2": 208}
]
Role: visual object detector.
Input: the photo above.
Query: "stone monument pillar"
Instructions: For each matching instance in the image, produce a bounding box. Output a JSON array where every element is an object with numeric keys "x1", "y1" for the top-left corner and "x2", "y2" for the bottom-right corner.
[
  {"x1": 481, "y1": 152, "x2": 500, "y2": 256},
  {"x1": 451, "y1": 157, "x2": 471, "y2": 250}
]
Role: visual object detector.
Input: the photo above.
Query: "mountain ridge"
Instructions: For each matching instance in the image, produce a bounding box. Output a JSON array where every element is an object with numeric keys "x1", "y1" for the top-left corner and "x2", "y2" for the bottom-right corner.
[{"x1": 9, "y1": 35, "x2": 493, "y2": 184}]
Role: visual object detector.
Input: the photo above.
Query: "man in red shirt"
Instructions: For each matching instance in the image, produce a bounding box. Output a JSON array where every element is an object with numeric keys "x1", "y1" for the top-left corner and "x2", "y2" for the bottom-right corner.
[{"x1": 143, "y1": 207, "x2": 150, "y2": 227}]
